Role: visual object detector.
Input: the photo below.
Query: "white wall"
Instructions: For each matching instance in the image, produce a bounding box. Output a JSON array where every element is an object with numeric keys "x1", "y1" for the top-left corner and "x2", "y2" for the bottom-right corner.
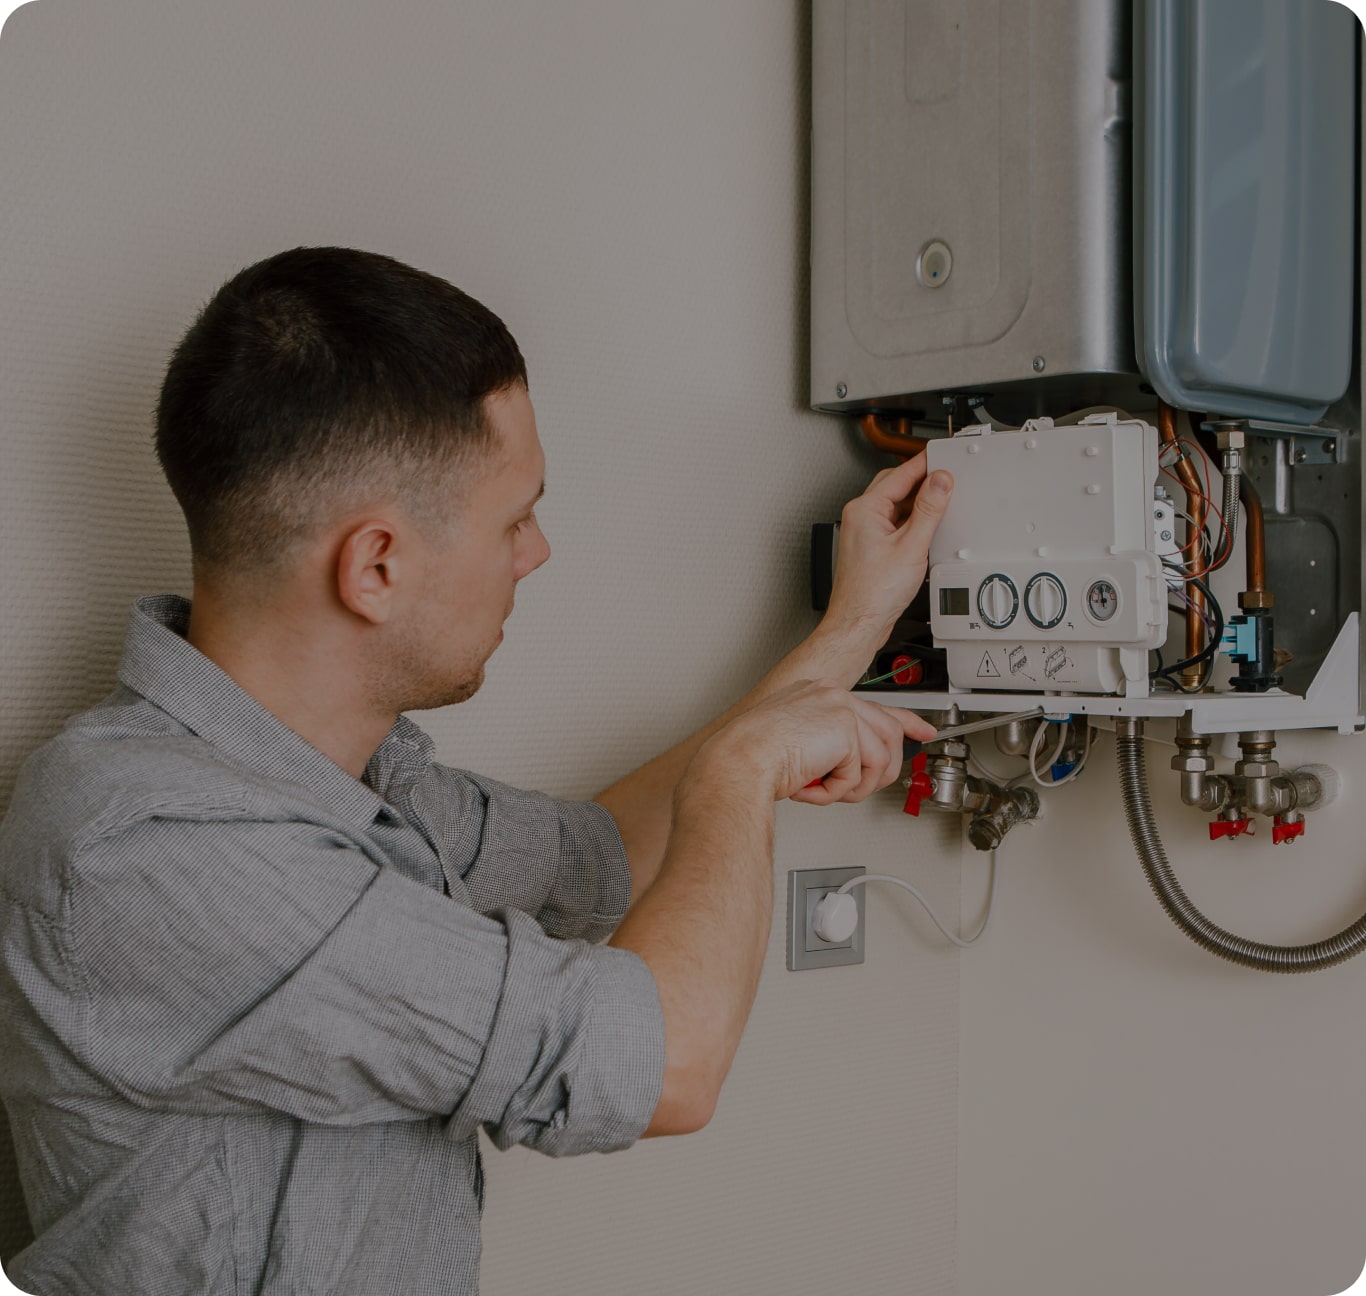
[{"x1": 0, "y1": 2, "x2": 959, "y2": 1292}]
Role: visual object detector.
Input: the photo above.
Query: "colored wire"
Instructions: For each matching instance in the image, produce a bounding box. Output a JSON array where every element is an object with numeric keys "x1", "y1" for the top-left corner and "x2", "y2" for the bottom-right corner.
[
  {"x1": 1152, "y1": 575, "x2": 1225, "y2": 691},
  {"x1": 1160, "y1": 440, "x2": 1231, "y2": 577},
  {"x1": 860, "y1": 657, "x2": 923, "y2": 687}
]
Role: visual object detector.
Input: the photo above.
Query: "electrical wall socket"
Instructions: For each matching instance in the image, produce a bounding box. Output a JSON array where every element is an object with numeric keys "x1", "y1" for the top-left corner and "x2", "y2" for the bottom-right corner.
[{"x1": 786, "y1": 866, "x2": 866, "y2": 971}]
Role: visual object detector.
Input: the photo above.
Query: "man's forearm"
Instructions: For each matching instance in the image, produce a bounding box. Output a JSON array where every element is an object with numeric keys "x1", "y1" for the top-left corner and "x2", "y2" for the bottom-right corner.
[
  {"x1": 606, "y1": 757, "x2": 775, "y2": 1135},
  {"x1": 594, "y1": 615, "x2": 885, "y2": 902}
]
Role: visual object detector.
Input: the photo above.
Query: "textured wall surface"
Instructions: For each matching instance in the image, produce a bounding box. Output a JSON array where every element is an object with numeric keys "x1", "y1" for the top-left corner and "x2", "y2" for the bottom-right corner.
[{"x1": 0, "y1": 2, "x2": 959, "y2": 1292}]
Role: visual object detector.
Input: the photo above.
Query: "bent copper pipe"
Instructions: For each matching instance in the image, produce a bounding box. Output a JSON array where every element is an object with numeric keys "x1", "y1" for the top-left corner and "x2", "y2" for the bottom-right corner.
[
  {"x1": 1240, "y1": 475, "x2": 1268, "y2": 599},
  {"x1": 860, "y1": 413, "x2": 929, "y2": 460},
  {"x1": 1159, "y1": 401, "x2": 1207, "y2": 685}
]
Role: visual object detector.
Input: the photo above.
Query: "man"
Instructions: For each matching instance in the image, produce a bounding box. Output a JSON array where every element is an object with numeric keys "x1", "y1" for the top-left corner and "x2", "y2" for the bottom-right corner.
[{"x1": 0, "y1": 247, "x2": 952, "y2": 1294}]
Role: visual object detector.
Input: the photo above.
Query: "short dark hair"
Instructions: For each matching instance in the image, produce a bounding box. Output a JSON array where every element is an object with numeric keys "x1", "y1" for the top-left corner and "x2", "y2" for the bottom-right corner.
[{"x1": 155, "y1": 246, "x2": 527, "y2": 571}]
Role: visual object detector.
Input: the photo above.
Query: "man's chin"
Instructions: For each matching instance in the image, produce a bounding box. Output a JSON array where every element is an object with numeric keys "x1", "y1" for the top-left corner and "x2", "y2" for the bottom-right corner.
[{"x1": 404, "y1": 668, "x2": 485, "y2": 713}]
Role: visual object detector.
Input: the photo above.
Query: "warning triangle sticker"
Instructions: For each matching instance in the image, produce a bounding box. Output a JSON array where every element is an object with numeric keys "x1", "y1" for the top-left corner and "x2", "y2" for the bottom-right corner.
[{"x1": 977, "y1": 652, "x2": 1000, "y2": 678}]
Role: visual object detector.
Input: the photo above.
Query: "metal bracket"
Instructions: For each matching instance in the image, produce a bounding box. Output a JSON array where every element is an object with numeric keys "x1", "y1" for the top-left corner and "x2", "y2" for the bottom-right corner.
[{"x1": 1202, "y1": 417, "x2": 1342, "y2": 465}]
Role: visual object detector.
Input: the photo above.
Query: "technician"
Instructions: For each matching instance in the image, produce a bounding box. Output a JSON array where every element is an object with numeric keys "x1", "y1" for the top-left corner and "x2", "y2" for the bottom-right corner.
[{"x1": 0, "y1": 246, "x2": 952, "y2": 1296}]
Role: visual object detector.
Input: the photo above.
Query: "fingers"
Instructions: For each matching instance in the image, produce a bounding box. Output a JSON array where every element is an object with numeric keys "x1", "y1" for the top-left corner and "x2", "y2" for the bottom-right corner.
[
  {"x1": 893, "y1": 468, "x2": 953, "y2": 555},
  {"x1": 863, "y1": 451, "x2": 928, "y2": 505},
  {"x1": 893, "y1": 707, "x2": 938, "y2": 744},
  {"x1": 806, "y1": 698, "x2": 921, "y2": 805}
]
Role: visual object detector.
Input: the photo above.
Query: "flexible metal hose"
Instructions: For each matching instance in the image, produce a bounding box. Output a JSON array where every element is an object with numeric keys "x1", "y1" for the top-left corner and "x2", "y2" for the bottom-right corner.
[
  {"x1": 1116, "y1": 722, "x2": 1366, "y2": 972},
  {"x1": 1220, "y1": 459, "x2": 1240, "y2": 555}
]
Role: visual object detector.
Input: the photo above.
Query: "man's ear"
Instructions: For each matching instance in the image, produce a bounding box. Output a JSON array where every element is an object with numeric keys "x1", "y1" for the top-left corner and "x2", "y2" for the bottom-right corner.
[{"x1": 336, "y1": 520, "x2": 402, "y2": 624}]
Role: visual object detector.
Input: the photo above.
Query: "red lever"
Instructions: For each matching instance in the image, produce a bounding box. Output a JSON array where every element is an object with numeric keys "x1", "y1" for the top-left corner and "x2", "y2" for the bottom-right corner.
[
  {"x1": 902, "y1": 753, "x2": 933, "y2": 816},
  {"x1": 1272, "y1": 816, "x2": 1305, "y2": 845},
  {"x1": 1209, "y1": 818, "x2": 1253, "y2": 841}
]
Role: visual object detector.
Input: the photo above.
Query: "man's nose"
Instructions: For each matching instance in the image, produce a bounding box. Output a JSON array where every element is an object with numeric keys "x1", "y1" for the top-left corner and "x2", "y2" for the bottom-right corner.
[{"x1": 517, "y1": 524, "x2": 550, "y2": 580}]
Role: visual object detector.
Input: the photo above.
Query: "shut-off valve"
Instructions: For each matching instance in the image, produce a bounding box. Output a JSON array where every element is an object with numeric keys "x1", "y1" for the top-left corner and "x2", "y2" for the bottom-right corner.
[{"x1": 1171, "y1": 718, "x2": 1336, "y2": 845}]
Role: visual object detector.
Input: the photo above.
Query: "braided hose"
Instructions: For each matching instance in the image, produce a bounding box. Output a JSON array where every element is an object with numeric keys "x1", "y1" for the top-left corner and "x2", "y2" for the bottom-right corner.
[
  {"x1": 1220, "y1": 459, "x2": 1240, "y2": 554},
  {"x1": 1116, "y1": 723, "x2": 1366, "y2": 972}
]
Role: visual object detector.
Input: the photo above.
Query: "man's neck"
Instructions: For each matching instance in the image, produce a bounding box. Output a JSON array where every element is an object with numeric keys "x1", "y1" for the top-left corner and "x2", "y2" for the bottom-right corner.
[{"x1": 185, "y1": 584, "x2": 393, "y2": 781}]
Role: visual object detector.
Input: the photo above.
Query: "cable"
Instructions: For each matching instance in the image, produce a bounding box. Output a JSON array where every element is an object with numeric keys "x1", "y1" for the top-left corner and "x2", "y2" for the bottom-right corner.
[
  {"x1": 1026, "y1": 719, "x2": 1072, "y2": 788},
  {"x1": 1153, "y1": 575, "x2": 1224, "y2": 689},
  {"x1": 829, "y1": 857, "x2": 998, "y2": 949},
  {"x1": 858, "y1": 657, "x2": 923, "y2": 687},
  {"x1": 1041, "y1": 722, "x2": 1093, "y2": 788},
  {"x1": 1160, "y1": 440, "x2": 1232, "y2": 577},
  {"x1": 1168, "y1": 587, "x2": 1216, "y2": 633}
]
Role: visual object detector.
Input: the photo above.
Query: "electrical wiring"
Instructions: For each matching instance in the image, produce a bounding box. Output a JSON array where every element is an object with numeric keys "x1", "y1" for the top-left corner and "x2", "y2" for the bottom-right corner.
[
  {"x1": 858, "y1": 657, "x2": 923, "y2": 687},
  {"x1": 1169, "y1": 585, "x2": 1216, "y2": 633},
  {"x1": 834, "y1": 854, "x2": 998, "y2": 949},
  {"x1": 1026, "y1": 719, "x2": 1073, "y2": 789},
  {"x1": 1038, "y1": 721, "x2": 1093, "y2": 788},
  {"x1": 1151, "y1": 575, "x2": 1225, "y2": 692},
  {"x1": 1168, "y1": 506, "x2": 1215, "y2": 564},
  {"x1": 1160, "y1": 439, "x2": 1233, "y2": 577}
]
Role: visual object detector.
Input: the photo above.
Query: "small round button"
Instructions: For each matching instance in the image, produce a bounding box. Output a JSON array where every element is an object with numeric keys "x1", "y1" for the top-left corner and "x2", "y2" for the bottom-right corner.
[
  {"x1": 1025, "y1": 573, "x2": 1066, "y2": 630},
  {"x1": 977, "y1": 574, "x2": 1019, "y2": 629},
  {"x1": 916, "y1": 239, "x2": 953, "y2": 289}
]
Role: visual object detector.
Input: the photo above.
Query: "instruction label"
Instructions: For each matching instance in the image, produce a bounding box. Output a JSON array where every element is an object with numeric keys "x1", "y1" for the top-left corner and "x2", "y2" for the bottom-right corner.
[
  {"x1": 1007, "y1": 645, "x2": 1036, "y2": 682},
  {"x1": 977, "y1": 651, "x2": 1000, "y2": 679},
  {"x1": 1043, "y1": 645, "x2": 1077, "y2": 683}
]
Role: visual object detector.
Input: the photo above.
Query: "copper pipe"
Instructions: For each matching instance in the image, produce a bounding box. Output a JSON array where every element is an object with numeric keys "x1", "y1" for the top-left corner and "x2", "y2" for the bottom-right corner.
[
  {"x1": 860, "y1": 413, "x2": 929, "y2": 460},
  {"x1": 1159, "y1": 401, "x2": 1207, "y2": 686},
  {"x1": 1240, "y1": 475, "x2": 1268, "y2": 599}
]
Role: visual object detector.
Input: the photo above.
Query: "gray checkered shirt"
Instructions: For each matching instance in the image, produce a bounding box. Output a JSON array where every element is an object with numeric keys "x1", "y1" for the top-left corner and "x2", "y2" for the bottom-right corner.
[{"x1": 0, "y1": 595, "x2": 665, "y2": 1295}]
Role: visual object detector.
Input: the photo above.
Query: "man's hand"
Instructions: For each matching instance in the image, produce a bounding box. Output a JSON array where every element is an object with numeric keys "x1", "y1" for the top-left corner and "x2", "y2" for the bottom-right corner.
[
  {"x1": 695, "y1": 678, "x2": 937, "y2": 807},
  {"x1": 823, "y1": 452, "x2": 954, "y2": 648},
  {"x1": 613, "y1": 680, "x2": 937, "y2": 1137},
  {"x1": 596, "y1": 453, "x2": 954, "y2": 903}
]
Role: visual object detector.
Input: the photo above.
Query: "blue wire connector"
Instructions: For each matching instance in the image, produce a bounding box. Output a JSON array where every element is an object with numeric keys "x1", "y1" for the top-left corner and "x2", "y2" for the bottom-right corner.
[{"x1": 1220, "y1": 616, "x2": 1259, "y2": 662}]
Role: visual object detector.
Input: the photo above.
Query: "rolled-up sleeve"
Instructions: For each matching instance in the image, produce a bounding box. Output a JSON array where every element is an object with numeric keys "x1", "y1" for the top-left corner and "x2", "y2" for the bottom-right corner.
[
  {"x1": 419, "y1": 767, "x2": 632, "y2": 942},
  {"x1": 64, "y1": 817, "x2": 664, "y2": 1155}
]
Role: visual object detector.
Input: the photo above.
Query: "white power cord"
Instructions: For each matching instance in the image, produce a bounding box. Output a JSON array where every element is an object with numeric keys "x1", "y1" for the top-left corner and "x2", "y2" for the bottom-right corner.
[
  {"x1": 1024, "y1": 719, "x2": 1092, "y2": 789},
  {"x1": 812, "y1": 851, "x2": 998, "y2": 950}
]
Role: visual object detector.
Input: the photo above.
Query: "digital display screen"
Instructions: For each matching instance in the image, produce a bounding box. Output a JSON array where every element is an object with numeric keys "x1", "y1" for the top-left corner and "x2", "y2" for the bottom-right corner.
[{"x1": 939, "y1": 587, "x2": 970, "y2": 616}]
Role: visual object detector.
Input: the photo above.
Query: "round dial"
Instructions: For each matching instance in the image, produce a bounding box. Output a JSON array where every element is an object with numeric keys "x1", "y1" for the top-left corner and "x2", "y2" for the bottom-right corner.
[
  {"x1": 1086, "y1": 579, "x2": 1120, "y2": 623},
  {"x1": 977, "y1": 574, "x2": 1019, "y2": 629},
  {"x1": 1024, "y1": 573, "x2": 1067, "y2": 630}
]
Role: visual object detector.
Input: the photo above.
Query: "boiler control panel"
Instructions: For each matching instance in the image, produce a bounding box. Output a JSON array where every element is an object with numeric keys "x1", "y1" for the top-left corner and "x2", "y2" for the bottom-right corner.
[{"x1": 925, "y1": 416, "x2": 1168, "y2": 696}]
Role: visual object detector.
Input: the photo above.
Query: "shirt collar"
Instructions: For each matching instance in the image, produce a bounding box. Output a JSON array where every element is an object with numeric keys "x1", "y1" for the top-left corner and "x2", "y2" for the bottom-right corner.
[{"x1": 118, "y1": 594, "x2": 435, "y2": 830}]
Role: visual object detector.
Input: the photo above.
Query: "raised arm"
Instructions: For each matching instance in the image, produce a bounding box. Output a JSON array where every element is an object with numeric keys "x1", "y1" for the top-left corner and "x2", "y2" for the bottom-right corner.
[{"x1": 594, "y1": 453, "x2": 953, "y2": 900}]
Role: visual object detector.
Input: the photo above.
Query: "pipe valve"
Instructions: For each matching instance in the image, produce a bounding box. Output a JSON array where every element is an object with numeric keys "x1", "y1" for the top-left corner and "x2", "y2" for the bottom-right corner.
[
  {"x1": 902, "y1": 753, "x2": 933, "y2": 817},
  {"x1": 1272, "y1": 813, "x2": 1306, "y2": 846}
]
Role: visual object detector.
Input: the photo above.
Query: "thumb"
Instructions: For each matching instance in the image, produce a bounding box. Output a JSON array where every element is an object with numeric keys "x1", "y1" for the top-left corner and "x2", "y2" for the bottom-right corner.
[{"x1": 896, "y1": 470, "x2": 953, "y2": 557}]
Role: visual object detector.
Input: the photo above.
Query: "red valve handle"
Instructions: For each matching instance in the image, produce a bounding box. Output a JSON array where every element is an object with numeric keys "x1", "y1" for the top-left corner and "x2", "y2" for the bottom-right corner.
[
  {"x1": 1209, "y1": 818, "x2": 1253, "y2": 841},
  {"x1": 903, "y1": 752, "x2": 932, "y2": 817},
  {"x1": 1272, "y1": 817, "x2": 1305, "y2": 845}
]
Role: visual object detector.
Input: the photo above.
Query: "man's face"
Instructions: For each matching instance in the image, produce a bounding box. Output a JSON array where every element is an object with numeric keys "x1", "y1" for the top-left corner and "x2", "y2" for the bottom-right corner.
[{"x1": 388, "y1": 385, "x2": 550, "y2": 711}]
